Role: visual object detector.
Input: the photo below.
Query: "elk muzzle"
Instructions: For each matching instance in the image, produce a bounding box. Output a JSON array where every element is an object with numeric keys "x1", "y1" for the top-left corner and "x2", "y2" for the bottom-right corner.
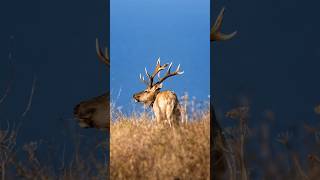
[
  {"x1": 133, "y1": 90, "x2": 158, "y2": 107},
  {"x1": 133, "y1": 93, "x2": 141, "y2": 102}
]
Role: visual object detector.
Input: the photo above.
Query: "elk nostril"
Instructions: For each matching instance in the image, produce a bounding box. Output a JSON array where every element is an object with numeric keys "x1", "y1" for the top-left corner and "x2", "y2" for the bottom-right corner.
[{"x1": 133, "y1": 94, "x2": 139, "y2": 102}]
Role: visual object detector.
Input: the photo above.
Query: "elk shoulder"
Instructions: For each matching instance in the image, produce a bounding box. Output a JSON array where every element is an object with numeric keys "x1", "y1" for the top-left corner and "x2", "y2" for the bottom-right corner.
[{"x1": 154, "y1": 91, "x2": 178, "y2": 106}]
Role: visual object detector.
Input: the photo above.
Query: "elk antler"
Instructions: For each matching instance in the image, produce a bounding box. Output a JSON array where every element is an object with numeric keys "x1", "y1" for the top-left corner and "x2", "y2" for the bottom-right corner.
[
  {"x1": 139, "y1": 58, "x2": 168, "y2": 88},
  {"x1": 96, "y1": 38, "x2": 110, "y2": 66},
  {"x1": 155, "y1": 62, "x2": 184, "y2": 85},
  {"x1": 211, "y1": 7, "x2": 237, "y2": 41}
]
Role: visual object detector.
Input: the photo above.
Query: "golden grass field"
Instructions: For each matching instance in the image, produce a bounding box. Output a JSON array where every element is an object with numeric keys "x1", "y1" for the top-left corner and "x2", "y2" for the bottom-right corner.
[{"x1": 110, "y1": 111, "x2": 210, "y2": 180}]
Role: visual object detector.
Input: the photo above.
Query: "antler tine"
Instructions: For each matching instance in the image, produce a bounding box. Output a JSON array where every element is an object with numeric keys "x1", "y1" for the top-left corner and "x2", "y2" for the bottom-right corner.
[
  {"x1": 140, "y1": 58, "x2": 168, "y2": 87},
  {"x1": 156, "y1": 62, "x2": 183, "y2": 85},
  {"x1": 211, "y1": 7, "x2": 237, "y2": 42},
  {"x1": 213, "y1": 7, "x2": 225, "y2": 33},
  {"x1": 139, "y1": 67, "x2": 153, "y2": 87},
  {"x1": 144, "y1": 67, "x2": 148, "y2": 76},
  {"x1": 151, "y1": 58, "x2": 168, "y2": 77},
  {"x1": 176, "y1": 64, "x2": 184, "y2": 74},
  {"x1": 139, "y1": 73, "x2": 149, "y2": 86},
  {"x1": 96, "y1": 38, "x2": 110, "y2": 66},
  {"x1": 156, "y1": 57, "x2": 160, "y2": 66},
  {"x1": 167, "y1": 62, "x2": 173, "y2": 73},
  {"x1": 146, "y1": 67, "x2": 153, "y2": 86}
]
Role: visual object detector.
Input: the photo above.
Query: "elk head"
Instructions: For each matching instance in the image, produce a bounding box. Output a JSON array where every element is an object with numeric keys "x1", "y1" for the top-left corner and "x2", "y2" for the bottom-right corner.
[
  {"x1": 133, "y1": 58, "x2": 184, "y2": 107},
  {"x1": 73, "y1": 38, "x2": 110, "y2": 130},
  {"x1": 74, "y1": 93, "x2": 109, "y2": 129}
]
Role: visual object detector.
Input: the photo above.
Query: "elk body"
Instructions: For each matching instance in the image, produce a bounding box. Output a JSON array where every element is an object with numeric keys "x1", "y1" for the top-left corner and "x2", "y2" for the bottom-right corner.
[
  {"x1": 73, "y1": 39, "x2": 110, "y2": 130},
  {"x1": 211, "y1": 7, "x2": 237, "y2": 180},
  {"x1": 133, "y1": 58, "x2": 184, "y2": 127}
]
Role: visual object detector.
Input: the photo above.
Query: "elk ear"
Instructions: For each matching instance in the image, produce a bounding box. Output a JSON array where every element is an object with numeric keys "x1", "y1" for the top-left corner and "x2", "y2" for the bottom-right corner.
[{"x1": 154, "y1": 83, "x2": 163, "y2": 90}]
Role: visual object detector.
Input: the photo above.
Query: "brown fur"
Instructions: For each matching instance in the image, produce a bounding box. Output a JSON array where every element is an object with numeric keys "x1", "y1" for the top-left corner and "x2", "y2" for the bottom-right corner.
[
  {"x1": 74, "y1": 93, "x2": 109, "y2": 130},
  {"x1": 133, "y1": 86, "x2": 182, "y2": 127},
  {"x1": 153, "y1": 91, "x2": 181, "y2": 126}
]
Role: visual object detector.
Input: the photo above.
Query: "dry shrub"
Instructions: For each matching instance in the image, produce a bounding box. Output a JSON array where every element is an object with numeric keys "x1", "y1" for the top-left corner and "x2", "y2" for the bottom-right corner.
[
  {"x1": 220, "y1": 104, "x2": 320, "y2": 180},
  {"x1": 0, "y1": 124, "x2": 108, "y2": 180}
]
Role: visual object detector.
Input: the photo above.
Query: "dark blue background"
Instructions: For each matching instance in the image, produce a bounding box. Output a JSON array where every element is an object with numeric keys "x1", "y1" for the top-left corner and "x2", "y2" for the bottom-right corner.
[
  {"x1": 212, "y1": 0, "x2": 320, "y2": 134},
  {"x1": 0, "y1": 0, "x2": 109, "y2": 155}
]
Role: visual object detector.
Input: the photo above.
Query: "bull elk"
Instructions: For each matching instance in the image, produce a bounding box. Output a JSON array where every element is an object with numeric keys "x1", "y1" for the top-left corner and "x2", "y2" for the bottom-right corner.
[
  {"x1": 73, "y1": 38, "x2": 110, "y2": 130},
  {"x1": 133, "y1": 58, "x2": 184, "y2": 127},
  {"x1": 211, "y1": 7, "x2": 237, "y2": 180}
]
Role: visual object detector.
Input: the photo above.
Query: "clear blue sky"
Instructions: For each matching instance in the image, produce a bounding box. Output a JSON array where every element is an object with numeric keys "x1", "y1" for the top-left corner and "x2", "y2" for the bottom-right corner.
[{"x1": 111, "y1": 0, "x2": 210, "y2": 112}]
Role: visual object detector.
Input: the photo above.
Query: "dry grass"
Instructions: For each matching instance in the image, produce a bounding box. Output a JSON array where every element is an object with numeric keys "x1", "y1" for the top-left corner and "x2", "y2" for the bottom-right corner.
[
  {"x1": 220, "y1": 105, "x2": 320, "y2": 180},
  {"x1": 0, "y1": 124, "x2": 108, "y2": 180},
  {"x1": 110, "y1": 110, "x2": 210, "y2": 179}
]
